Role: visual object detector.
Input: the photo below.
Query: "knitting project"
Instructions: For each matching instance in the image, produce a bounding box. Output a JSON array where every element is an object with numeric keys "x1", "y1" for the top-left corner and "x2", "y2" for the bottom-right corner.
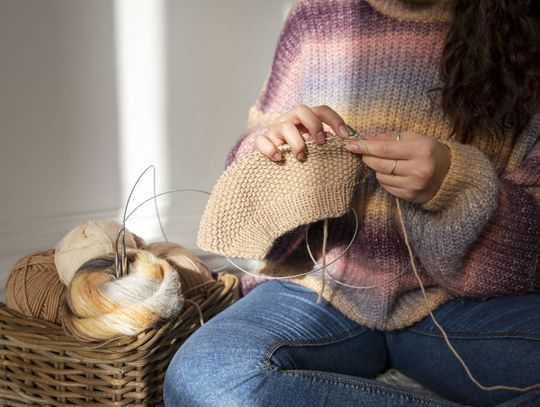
[{"x1": 197, "y1": 134, "x2": 369, "y2": 260}]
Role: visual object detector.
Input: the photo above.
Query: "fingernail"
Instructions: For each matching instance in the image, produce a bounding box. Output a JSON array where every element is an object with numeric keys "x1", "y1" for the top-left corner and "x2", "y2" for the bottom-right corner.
[
  {"x1": 344, "y1": 142, "x2": 359, "y2": 152},
  {"x1": 339, "y1": 125, "x2": 349, "y2": 137},
  {"x1": 296, "y1": 152, "x2": 305, "y2": 160},
  {"x1": 315, "y1": 131, "x2": 326, "y2": 143},
  {"x1": 273, "y1": 152, "x2": 282, "y2": 161}
]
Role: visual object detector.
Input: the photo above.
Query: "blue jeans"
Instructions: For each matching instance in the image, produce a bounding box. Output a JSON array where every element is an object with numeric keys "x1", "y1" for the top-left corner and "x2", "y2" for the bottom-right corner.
[{"x1": 163, "y1": 280, "x2": 540, "y2": 406}]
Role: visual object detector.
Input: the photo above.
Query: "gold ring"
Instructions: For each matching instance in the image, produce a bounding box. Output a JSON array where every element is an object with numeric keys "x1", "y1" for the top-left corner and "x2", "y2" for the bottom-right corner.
[{"x1": 390, "y1": 160, "x2": 398, "y2": 176}]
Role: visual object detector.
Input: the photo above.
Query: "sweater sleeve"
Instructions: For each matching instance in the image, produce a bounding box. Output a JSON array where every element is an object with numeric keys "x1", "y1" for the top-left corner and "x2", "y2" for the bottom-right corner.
[
  {"x1": 402, "y1": 137, "x2": 540, "y2": 297},
  {"x1": 224, "y1": 1, "x2": 307, "y2": 170}
]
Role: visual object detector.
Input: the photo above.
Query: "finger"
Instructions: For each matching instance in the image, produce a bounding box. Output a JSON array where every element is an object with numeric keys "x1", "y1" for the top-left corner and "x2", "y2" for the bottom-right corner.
[
  {"x1": 346, "y1": 140, "x2": 415, "y2": 160},
  {"x1": 254, "y1": 134, "x2": 283, "y2": 161},
  {"x1": 364, "y1": 130, "x2": 426, "y2": 141},
  {"x1": 375, "y1": 172, "x2": 410, "y2": 188},
  {"x1": 283, "y1": 104, "x2": 326, "y2": 144},
  {"x1": 277, "y1": 121, "x2": 307, "y2": 160},
  {"x1": 364, "y1": 131, "x2": 401, "y2": 141},
  {"x1": 311, "y1": 105, "x2": 352, "y2": 138},
  {"x1": 362, "y1": 155, "x2": 411, "y2": 176},
  {"x1": 364, "y1": 130, "x2": 422, "y2": 142}
]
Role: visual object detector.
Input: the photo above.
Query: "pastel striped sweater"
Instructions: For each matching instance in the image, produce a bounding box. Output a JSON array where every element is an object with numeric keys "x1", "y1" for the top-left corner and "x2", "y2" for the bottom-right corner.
[{"x1": 224, "y1": 0, "x2": 540, "y2": 330}]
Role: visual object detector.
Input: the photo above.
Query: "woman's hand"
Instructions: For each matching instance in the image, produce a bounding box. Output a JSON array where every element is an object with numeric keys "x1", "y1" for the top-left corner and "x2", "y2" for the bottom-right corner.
[
  {"x1": 344, "y1": 131, "x2": 451, "y2": 204},
  {"x1": 254, "y1": 104, "x2": 355, "y2": 161}
]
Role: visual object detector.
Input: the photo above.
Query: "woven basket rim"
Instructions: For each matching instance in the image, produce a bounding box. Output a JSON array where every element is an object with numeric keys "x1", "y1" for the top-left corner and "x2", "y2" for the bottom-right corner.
[{"x1": 0, "y1": 271, "x2": 238, "y2": 350}]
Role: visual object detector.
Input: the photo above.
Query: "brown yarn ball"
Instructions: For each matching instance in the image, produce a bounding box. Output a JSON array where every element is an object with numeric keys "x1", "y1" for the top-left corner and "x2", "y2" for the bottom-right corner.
[{"x1": 5, "y1": 249, "x2": 65, "y2": 325}]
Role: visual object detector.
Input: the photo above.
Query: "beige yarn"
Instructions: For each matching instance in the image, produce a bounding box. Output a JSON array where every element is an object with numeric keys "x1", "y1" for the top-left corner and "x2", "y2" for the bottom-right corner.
[
  {"x1": 197, "y1": 135, "x2": 369, "y2": 260},
  {"x1": 55, "y1": 219, "x2": 141, "y2": 286}
]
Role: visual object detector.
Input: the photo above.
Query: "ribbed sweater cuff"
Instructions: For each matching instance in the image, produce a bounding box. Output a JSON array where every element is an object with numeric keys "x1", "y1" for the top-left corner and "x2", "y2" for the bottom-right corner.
[{"x1": 421, "y1": 140, "x2": 497, "y2": 212}]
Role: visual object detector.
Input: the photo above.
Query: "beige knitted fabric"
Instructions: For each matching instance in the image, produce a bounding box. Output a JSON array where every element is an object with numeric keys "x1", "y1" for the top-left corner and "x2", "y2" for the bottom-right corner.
[{"x1": 197, "y1": 134, "x2": 369, "y2": 260}]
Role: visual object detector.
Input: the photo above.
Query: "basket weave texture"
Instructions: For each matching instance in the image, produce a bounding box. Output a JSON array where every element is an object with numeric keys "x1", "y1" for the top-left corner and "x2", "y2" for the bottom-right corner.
[{"x1": 0, "y1": 272, "x2": 239, "y2": 406}]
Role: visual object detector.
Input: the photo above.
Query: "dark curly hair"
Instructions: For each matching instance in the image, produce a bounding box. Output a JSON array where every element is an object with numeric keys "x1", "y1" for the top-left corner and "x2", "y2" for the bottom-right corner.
[{"x1": 440, "y1": 0, "x2": 540, "y2": 143}]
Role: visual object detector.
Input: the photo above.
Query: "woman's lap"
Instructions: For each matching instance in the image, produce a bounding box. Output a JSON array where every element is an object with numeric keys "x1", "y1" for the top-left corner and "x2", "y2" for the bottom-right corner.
[
  {"x1": 388, "y1": 295, "x2": 540, "y2": 406},
  {"x1": 163, "y1": 280, "x2": 540, "y2": 407}
]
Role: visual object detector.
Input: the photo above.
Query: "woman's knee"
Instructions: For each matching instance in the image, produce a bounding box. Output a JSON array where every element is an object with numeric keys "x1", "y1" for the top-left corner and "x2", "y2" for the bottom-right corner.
[{"x1": 163, "y1": 312, "x2": 270, "y2": 406}]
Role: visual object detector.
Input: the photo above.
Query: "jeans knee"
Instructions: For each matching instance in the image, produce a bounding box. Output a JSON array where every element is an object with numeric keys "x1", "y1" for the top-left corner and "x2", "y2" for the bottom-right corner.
[
  {"x1": 163, "y1": 326, "x2": 269, "y2": 407},
  {"x1": 164, "y1": 343, "x2": 197, "y2": 406},
  {"x1": 163, "y1": 347, "x2": 211, "y2": 407}
]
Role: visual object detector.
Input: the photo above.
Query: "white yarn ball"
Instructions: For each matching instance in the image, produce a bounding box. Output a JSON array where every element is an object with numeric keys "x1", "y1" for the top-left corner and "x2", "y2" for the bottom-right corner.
[{"x1": 55, "y1": 219, "x2": 140, "y2": 286}]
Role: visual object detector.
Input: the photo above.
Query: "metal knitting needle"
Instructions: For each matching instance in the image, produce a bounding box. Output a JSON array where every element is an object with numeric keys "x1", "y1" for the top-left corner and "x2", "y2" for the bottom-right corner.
[{"x1": 326, "y1": 124, "x2": 362, "y2": 144}]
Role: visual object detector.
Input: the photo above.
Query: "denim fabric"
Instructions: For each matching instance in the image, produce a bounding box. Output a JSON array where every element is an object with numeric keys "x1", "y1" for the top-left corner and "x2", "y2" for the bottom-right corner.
[{"x1": 163, "y1": 280, "x2": 540, "y2": 407}]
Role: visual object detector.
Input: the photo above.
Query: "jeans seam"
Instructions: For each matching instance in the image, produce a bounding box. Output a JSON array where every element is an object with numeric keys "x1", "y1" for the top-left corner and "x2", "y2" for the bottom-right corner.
[
  {"x1": 263, "y1": 365, "x2": 457, "y2": 407},
  {"x1": 409, "y1": 328, "x2": 540, "y2": 341},
  {"x1": 260, "y1": 328, "x2": 369, "y2": 369}
]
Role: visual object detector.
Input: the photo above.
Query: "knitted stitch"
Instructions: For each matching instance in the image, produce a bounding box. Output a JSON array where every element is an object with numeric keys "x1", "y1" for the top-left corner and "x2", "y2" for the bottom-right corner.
[
  {"x1": 200, "y1": 0, "x2": 540, "y2": 330},
  {"x1": 197, "y1": 134, "x2": 369, "y2": 259}
]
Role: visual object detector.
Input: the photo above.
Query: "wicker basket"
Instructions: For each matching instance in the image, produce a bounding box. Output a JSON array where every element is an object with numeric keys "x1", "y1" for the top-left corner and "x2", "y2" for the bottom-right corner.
[{"x1": 0, "y1": 271, "x2": 239, "y2": 406}]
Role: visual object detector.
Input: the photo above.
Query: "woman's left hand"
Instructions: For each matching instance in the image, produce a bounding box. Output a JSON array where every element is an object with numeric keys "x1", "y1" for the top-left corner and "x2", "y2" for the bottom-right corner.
[{"x1": 344, "y1": 131, "x2": 451, "y2": 204}]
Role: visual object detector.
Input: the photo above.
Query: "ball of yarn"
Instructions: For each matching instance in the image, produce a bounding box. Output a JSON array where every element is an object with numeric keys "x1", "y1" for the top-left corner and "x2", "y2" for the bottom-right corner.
[
  {"x1": 132, "y1": 232, "x2": 146, "y2": 249},
  {"x1": 5, "y1": 250, "x2": 65, "y2": 324},
  {"x1": 55, "y1": 219, "x2": 143, "y2": 286},
  {"x1": 59, "y1": 249, "x2": 183, "y2": 342},
  {"x1": 143, "y1": 242, "x2": 215, "y2": 299}
]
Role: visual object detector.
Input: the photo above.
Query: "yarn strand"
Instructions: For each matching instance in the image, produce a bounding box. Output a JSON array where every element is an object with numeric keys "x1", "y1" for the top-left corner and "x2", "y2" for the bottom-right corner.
[
  {"x1": 316, "y1": 218, "x2": 328, "y2": 304},
  {"x1": 395, "y1": 196, "x2": 540, "y2": 393},
  {"x1": 305, "y1": 210, "x2": 410, "y2": 289},
  {"x1": 185, "y1": 299, "x2": 205, "y2": 326},
  {"x1": 182, "y1": 280, "x2": 216, "y2": 296}
]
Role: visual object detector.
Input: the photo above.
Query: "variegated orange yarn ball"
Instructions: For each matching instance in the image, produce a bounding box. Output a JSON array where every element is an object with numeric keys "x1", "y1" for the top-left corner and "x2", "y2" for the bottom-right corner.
[
  {"x1": 59, "y1": 249, "x2": 183, "y2": 342},
  {"x1": 143, "y1": 242, "x2": 215, "y2": 298}
]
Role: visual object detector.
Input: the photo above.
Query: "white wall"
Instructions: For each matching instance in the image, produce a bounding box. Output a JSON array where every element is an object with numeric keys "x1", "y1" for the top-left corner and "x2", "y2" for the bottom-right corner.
[{"x1": 0, "y1": 0, "x2": 293, "y2": 300}]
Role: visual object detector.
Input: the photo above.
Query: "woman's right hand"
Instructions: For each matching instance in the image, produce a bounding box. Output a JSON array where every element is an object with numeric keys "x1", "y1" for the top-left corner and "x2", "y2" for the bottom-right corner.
[{"x1": 254, "y1": 104, "x2": 354, "y2": 161}]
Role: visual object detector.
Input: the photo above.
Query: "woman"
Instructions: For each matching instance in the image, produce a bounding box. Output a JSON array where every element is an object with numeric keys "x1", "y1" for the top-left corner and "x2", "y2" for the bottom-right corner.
[{"x1": 164, "y1": 0, "x2": 540, "y2": 405}]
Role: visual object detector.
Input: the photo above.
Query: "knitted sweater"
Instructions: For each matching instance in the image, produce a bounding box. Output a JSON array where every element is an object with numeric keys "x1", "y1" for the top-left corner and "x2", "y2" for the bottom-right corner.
[{"x1": 223, "y1": 0, "x2": 540, "y2": 330}]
